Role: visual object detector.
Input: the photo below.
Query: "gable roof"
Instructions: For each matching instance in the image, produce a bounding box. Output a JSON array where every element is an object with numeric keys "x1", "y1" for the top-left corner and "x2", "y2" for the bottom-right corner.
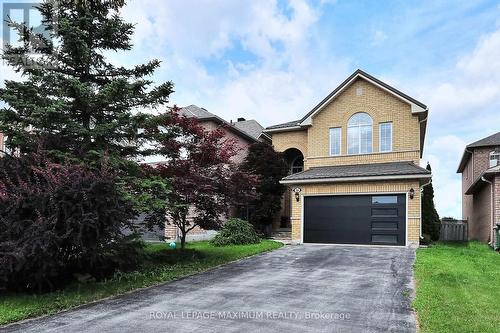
[
  {"x1": 457, "y1": 131, "x2": 500, "y2": 173},
  {"x1": 179, "y1": 105, "x2": 269, "y2": 142},
  {"x1": 280, "y1": 161, "x2": 431, "y2": 184},
  {"x1": 264, "y1": 69, "x2": 429, "y2": 155},
  {"x1": 298, "y1": 69, "x2": 427, "y2": 127}
]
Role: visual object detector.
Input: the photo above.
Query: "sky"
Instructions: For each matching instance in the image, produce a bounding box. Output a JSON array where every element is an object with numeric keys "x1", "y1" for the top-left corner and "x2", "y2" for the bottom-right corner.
[{"x1": 1, "y1": 0, "x2": 500, "y2": 218}]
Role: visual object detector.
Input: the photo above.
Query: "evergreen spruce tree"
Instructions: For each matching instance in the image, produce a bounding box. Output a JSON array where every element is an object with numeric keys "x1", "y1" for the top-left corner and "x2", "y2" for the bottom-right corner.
[
  {"x1": 422, "y1": 162, "x2": 441, "y2": 241},
  {"x1": 0, "y1": 0, "x2": 173, "y2": 172}
]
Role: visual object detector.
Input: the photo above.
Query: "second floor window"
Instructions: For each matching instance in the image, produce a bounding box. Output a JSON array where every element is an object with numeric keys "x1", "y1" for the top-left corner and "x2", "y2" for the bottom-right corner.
[
  {"x1": 379, "y1": 122, "x2": 392, "y2": 152},
  {"x1": 347, "y1": 112, "x2": 373, "y2": 154},
  {"x1": 329, "y1": 127, "x2": 341, "y2": 156},
  {"x1": 490, "y1": 150, "x2": 500, "y2": 168}
]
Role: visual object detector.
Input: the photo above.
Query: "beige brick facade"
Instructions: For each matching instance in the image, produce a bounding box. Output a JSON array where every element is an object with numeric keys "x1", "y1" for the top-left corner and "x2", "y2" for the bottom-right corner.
[
  {"x1": 305, "y1": 79, "x2": 420, "y2": 163},
  {"x1": 270, "y1": 76, "x2": 426, "y2": 246},
  {"x1": 290, "y1": 180, "x2": 421, "y2": 243},
  {"x1": 272, "y1": 78, "x2": 421, "y2": 167},
  {"x1": 271, "y1": 130, "x2": 308, "y2": 161}
]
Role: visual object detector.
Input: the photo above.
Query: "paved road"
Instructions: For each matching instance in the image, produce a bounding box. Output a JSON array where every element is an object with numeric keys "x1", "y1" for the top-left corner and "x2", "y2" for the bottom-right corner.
[{"x1": 1, "y1": 245, "x2": 417, "y2": 333}]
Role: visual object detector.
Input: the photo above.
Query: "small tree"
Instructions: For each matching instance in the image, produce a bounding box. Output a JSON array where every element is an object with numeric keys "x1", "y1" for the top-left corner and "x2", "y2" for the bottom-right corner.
[
  {"x1": 146, "y1": 108, "x2": 257, "y2": 249},
  {"x1": 241, "y1": 142, "x2": 288, "y2": 236},
  {"x1": 422, "y1": 162, "x2": 440, "y2": 241}
]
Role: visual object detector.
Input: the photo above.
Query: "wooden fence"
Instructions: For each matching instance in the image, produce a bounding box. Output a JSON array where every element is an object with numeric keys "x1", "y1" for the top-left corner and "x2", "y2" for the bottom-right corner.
[{"x1": 439, "y1": 220, "x2": 468, "y2": 241}]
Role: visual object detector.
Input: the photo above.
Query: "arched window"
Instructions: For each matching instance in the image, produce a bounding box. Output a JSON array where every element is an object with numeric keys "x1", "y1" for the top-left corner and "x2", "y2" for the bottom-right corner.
[
  {"x1": 291, "y1": 155, "x2": 304, "y2": 174},
  {"x1": 347, "y1": 113, "x2": 373, "y2": 154}
]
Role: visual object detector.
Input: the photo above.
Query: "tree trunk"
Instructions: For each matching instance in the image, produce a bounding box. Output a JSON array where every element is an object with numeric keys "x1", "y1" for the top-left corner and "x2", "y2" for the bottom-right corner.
[
  {"x1": 263, "y1": 224, "x2": 273, "y2": 238},
  {"x1": 179, "y1": 215, "x2": 187, "y2": 249},
  {"x1": 180, "y1": 231, "x2": 186, "y2": 249}
]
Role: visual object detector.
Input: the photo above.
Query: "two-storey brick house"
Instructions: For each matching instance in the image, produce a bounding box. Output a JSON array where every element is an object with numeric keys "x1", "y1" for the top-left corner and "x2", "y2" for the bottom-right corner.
[
  {"x1": 264, "y1": 70, "x2": 432, "y2": 246},
  {"x1": 457, "y1": 132, "x2": 500, "y2": 248}
]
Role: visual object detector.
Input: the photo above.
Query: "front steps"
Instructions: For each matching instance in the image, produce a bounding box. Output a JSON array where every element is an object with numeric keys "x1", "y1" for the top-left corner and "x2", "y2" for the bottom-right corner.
[{"x1": 271, "y1": 228, "x2": 292, "y2": 244}]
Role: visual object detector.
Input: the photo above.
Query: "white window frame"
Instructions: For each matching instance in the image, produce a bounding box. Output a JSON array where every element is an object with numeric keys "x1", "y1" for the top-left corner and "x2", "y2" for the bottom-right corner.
[
  {"x1": 347, "y1": 113, "x2": 373, "y2": 155},
  {"x1": 329, "y1": 127, "x2": 341, "y2": 156},
  {"x1": 490, "y1": 150, "x2": 500, "y2": 168},
  {"x1": 379, "y1": 122, "x2": 393, "y2": 152}
]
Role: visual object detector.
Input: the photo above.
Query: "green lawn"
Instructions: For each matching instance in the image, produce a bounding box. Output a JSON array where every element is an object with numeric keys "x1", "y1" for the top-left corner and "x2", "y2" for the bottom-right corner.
[
  {"x1": 413, "y1": 242, "x2": 500, "y2": 333},
  {"x1": 0, "y1": 240, "x2": 282, "y2": 326}
]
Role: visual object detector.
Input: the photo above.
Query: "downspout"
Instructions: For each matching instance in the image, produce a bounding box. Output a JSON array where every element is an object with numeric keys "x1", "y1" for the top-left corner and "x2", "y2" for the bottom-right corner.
[
  {"x1": 418, "y1": 114, "x2": 430, "y2": 239},
  {"x1": 419, "y1": 114, "x2": 428, "y2": 159},
  {"x1": 481, "y1": 176, "x2": 494, "y2": 246},
  {"x1": 420, "y1": 178, "x2": 433, "y2": 239}
]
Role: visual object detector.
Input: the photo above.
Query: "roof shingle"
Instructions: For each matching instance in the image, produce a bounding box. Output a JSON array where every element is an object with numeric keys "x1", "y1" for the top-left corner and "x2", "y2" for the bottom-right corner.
[
  {"x1": 281, "y1": 161, "x2": 430, "y2": 183},
  {"x1": 467, "y1": 131, "x2": 500, "y2": 148},
  {"x1": 178, "y1": 105, "x2": 268, "y2": 142},
  {"x1": 178, "y1": 105, "x2": 215, "y2": 119},
  {"x1": 265, "y1": 120, "x2": 301, "y2": 130},
  {"x1": 233, "y1": 120, "x2": 265, "y2": 140}
]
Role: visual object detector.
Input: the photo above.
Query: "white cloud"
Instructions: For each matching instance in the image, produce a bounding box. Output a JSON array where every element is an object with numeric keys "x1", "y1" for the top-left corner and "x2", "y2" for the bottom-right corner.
[
  {"x1": 371, "y1": 30, "x2": 388, "y2": 46},
  {"x1": 118, "y1": 0, "x2": 351, "y2": 126},
  {"x1": 418, "y1": 29, "x2": 500, "y2": 124},
  {"x1": 424, "y1": 135, "x2": 466, "y2": 218},
  {"x1": 419, "y1": 27, "x2": 500, "y2": 218}
]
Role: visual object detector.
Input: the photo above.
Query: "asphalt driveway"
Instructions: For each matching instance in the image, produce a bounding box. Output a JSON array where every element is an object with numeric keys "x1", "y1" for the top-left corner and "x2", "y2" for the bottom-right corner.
[{"x1": 1, "y1": 245, "x2": 416, "y2": 333}]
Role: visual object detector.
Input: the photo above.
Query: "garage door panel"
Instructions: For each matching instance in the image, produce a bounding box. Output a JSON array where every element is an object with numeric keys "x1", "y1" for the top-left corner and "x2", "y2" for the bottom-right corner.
[{"x1": 303, "y1": 194, "x2": 406, "y2": 246}]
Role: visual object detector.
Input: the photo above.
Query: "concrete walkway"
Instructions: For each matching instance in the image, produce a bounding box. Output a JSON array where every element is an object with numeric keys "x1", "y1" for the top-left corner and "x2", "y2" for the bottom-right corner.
[{"x1": 1, "y1": 245, "x2": 417, "y2": 333}]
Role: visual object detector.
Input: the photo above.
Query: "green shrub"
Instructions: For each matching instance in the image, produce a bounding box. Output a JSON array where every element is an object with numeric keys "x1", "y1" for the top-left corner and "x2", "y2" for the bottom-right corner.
[{"x1": 211, "y1": 218, "x2": 260, "y2": 246}]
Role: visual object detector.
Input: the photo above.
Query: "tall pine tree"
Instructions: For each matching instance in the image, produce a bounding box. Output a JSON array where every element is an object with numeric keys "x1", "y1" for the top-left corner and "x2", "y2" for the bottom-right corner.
[
  {"x1": 422, "y1": 162, "x2": 441, "y2": 241},
  {"x1": 0, "y1": 0, "x2": 173, "y2": 172}
]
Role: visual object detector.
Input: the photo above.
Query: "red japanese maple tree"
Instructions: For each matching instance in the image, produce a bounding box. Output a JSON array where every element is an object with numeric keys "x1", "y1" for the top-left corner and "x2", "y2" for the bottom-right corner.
[{"x1": 147, "y1": 107, "x2": 257, "y2": 248}]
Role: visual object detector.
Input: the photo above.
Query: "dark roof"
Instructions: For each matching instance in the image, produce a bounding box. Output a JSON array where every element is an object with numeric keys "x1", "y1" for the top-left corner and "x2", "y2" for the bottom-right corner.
[
  {"x1": 266, "y1": 120, "x2": 301, "y2": 130},
  {"x1": 467, "y1": 131, "x2": 500, "y2": 148},
  {"x1": 281, "y1": 161, "x2": 431, "y2": 183},
  {"x1": 457, "y1": 131, "x2": 500, "y2": 173},
  {"x1": 179, "y1": 105, "x2": 265, "y2": 143}
]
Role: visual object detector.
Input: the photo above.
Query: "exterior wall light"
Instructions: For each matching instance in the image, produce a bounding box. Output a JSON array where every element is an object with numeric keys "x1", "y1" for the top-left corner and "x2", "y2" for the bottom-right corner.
[
  {"x1": 409, "y1": 188, "x2": 415, "y2": 200},
  {"x1": 292, "y1": 187, "x2": 302, "y2": 202}
]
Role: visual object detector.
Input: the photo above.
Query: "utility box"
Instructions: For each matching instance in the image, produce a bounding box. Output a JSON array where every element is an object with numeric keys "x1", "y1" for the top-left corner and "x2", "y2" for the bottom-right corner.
[{"x1": 494, "y1": 223, "x2": 500, "y2": 251}]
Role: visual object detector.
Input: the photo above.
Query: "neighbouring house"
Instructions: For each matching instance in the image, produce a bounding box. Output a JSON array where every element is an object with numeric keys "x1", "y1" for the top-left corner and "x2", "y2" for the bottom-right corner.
[
  {"x1": 163, "y1": 105, "x2": 271, "y2": 241},
  {"x1": 457, "y1": 131, "x2": 500, "y2": 248},
  {"x1": 263, "y1": 69, "x2": 432, "y2": 246}
]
